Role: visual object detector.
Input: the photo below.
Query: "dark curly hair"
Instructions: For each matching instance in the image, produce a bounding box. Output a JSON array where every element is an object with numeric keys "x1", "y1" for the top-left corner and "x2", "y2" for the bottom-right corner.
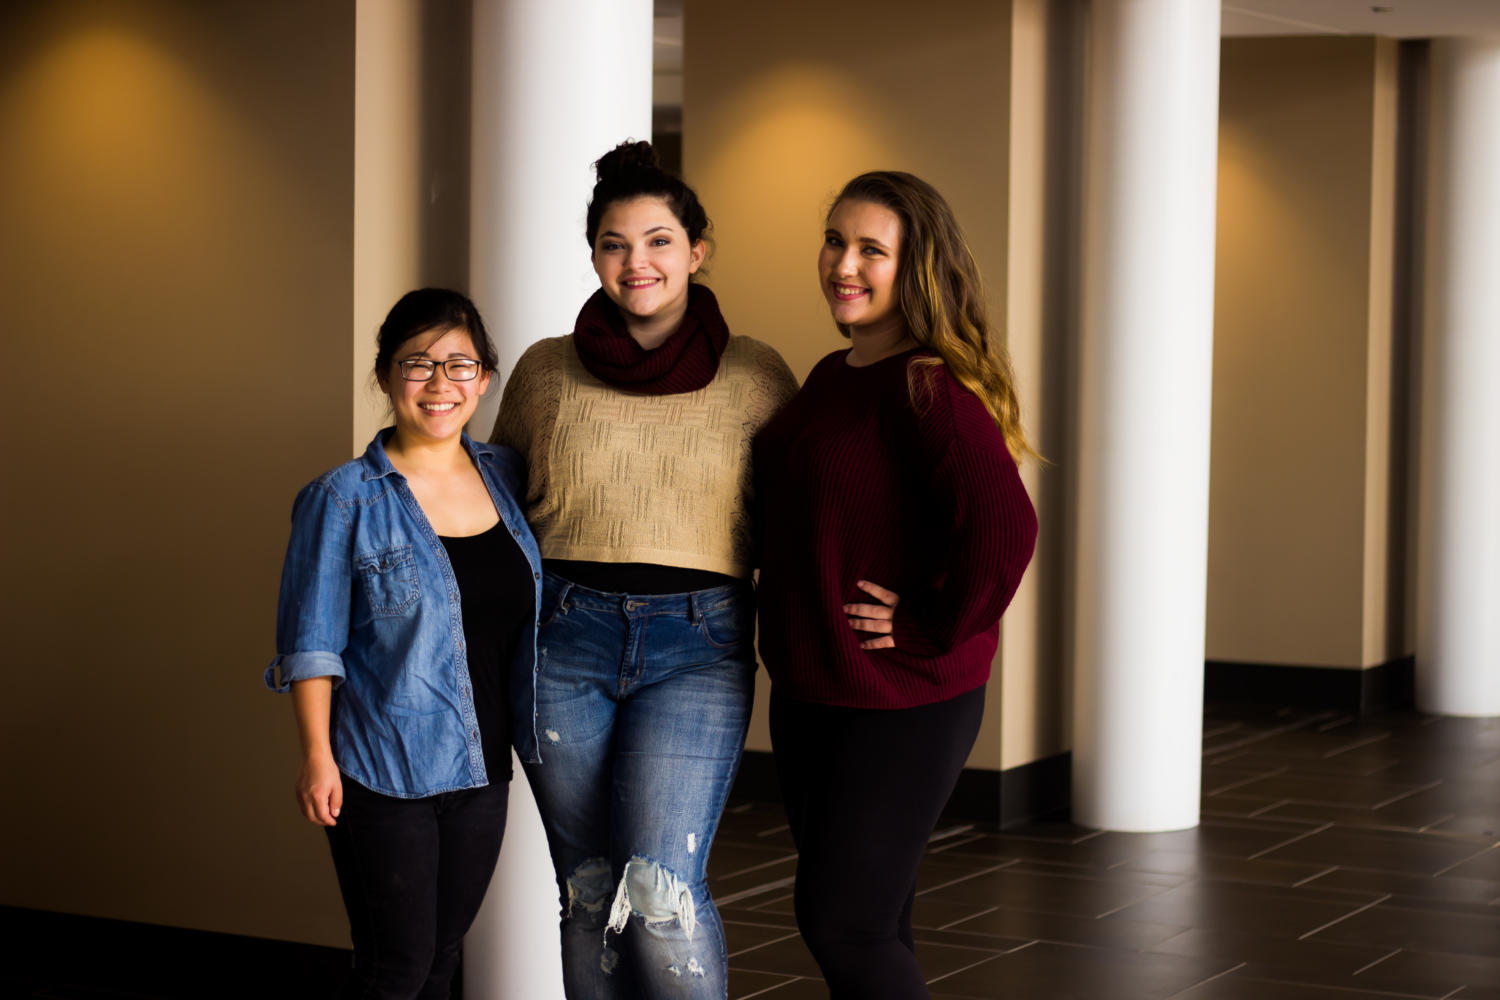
[{"x1": 585, "y1": 140, "x2": 711, "y2": 251}]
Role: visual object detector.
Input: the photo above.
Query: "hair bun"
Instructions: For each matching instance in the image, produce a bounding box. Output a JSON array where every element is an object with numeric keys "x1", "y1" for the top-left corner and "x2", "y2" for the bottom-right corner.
[
  {"x1": 595, "y1": 140, "x2": 660, "y2": 182},
  {"x1": 584, "y1": 139, "x2": 710, "y2": 248}
]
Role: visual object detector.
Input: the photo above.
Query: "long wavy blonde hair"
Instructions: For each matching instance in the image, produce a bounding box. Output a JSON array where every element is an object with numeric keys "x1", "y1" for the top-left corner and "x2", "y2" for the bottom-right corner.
[{"x1": 831, "y1": 171, "x2": 1035, "y2": 464}]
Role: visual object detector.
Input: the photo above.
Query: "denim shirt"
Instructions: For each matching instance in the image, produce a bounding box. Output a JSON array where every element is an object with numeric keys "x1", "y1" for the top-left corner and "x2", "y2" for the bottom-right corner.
[{"x1": 265, "y1": 430, "x2": 544, "y2": 798}]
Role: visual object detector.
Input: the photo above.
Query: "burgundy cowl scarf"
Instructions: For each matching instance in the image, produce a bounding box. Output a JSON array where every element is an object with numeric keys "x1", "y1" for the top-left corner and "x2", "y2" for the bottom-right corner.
[{"x1": 571, "y1": 284, "x2": 729, "y2": 395}]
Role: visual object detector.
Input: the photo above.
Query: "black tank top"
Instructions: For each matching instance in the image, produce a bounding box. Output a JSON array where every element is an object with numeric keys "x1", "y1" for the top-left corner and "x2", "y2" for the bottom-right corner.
[{"x1": 440, "y1": 521, "x2": 533, "y2": 781}]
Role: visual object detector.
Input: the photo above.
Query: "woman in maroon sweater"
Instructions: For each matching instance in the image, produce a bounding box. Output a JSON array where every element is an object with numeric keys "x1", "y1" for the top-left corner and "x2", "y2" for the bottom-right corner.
[{"x1": 753, "y1": 171, "x2": 1038, "y2": 998}]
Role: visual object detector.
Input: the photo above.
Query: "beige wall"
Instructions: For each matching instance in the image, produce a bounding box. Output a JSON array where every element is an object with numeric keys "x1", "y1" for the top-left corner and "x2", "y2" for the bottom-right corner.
[
  {"x1": 353, "y1": 0, "x2": 472, "y2": 454},
  {"x1": 0, "y1": 0, "x2": 355, "y2": 946},
  {"x1": 683, "y1": 0, "x2": 1070, "y2": 772},
  {"x1": 1208, "y1": 36, "x2": 1401, "y2": 670}
]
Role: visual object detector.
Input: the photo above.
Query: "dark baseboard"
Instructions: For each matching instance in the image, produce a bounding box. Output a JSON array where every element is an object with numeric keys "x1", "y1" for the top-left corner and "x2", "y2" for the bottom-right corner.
[
  {"x1": 0, "y1": 905, "x2": 352, "y2": 998},
  {"x1": 1000, "y1": 751, "x2": 1072, "y2": 827},
  {"x1": 1205, "y1": 655, "x2": 1415, "y2": 714},
  {"x1": 730, "y1": 749, "x2": 1072, "y2": 829}
]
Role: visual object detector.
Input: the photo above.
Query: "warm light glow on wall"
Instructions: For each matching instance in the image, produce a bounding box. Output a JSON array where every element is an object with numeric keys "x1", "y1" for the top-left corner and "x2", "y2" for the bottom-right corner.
[
  {"x1": 694, "y1": 64, "x2": 894, "y2": 216},
  {"x1": 8, "y1": 32, "x2": 229, "y2": 209},
  {"x1": 2, "y1": 0, "x2": 355, "y2": 946}
]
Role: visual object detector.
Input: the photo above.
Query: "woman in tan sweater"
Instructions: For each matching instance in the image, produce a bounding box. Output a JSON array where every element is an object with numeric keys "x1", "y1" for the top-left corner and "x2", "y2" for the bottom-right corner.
[{"x1": 491, "y1": 141, "x2": 797, "y2": 1000}]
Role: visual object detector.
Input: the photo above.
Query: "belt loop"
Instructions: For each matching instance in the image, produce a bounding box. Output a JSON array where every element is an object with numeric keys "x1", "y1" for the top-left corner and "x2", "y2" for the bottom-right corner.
[
  {"x1": 688, "y1": 591, "x2": 701, "y2": 624},
  {"x1": 556, "y1": 580, "x2": 574, "y2": 614}
]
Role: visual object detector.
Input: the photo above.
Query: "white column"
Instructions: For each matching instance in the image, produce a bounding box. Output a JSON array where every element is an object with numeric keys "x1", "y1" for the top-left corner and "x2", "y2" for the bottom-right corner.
[
  {"x1": 1072, "y1": 0, "x2": 1220, "y2": 832},
  {"x1": 468, "y1": 0, "x2": 653, "y2": 431},
  {"x1": 465, "y1": 2, "x2": 653, "y2": 997},
  {"x1": 1416, "y1": 37, "x2": 1500, "y2": 717}
]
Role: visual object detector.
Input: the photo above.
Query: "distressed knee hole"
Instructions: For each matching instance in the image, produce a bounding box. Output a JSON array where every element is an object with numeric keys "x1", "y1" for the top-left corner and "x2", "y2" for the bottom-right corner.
[
  {"x1": 544, "y1": 728, "x2": 561, "y2": 743},
  {"x1": 605, "y1": 856, "x2": 698, "y2": 941},
  {"x1": 664, "y1": 956, "x2": 707, "y2": 978},
  {"x1": 564, "y1": 856, "x2": 613, "y2": 918}
]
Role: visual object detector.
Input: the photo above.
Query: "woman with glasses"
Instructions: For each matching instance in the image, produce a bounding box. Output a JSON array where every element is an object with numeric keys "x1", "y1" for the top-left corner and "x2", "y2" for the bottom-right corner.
[
  {"x1": 753, "y1": 172, "x2": 1038, "y2": 998},
  {"x1": 266, "y1": 288, "x2": 540, "y2": 999},
  {"x1": 491, "y1": 140, "x2": 797, "y2": 998}
]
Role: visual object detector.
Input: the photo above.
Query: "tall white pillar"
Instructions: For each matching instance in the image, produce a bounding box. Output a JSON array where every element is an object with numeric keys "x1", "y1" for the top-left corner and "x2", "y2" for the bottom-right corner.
[
  {"x1": 1415, "y1": 37, "x2": 1500, "y2": 718},
  {"x1": 465, "y1": 2, "x2": 653, "y2": 997},
  {"x1": 1072, "y1": 0, "x2": 1220, "y2": 832},
  {"x1": 468, "y1": 0, "x2": 653, "y2": 429}
]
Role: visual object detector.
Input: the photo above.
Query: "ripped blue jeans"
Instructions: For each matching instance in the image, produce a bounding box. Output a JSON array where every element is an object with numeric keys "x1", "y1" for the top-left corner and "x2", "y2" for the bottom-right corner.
[{"x1": 522, "y1": 572, "x2": 754, "y2": 999}]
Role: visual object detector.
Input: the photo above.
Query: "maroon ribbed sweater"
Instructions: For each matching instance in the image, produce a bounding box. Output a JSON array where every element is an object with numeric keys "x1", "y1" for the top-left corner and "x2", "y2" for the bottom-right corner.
[{"x1": 753, "y1": 348, "x2": 1038, "y2": 709}]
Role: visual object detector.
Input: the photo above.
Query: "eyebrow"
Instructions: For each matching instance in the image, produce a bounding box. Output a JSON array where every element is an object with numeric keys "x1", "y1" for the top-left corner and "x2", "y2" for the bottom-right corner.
[
  {"x1": 826, "y1": 227, "x2": 892, "y2": 251},
  {"x1": 599, "y1": 225, "x2": 675, "y2": 239},
  {"x1": 400, "y1": 349, "x2": 476, "y2": 360}
]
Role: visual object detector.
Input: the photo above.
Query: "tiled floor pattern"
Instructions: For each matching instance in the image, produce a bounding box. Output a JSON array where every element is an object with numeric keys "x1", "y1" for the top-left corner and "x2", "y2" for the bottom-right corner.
[
  {"x1": 716, "y1": 704, "x2": 1500, "y2": 999},
  {"x1": 3, "y1": 705, "x2": 1495, "y2": 998}
]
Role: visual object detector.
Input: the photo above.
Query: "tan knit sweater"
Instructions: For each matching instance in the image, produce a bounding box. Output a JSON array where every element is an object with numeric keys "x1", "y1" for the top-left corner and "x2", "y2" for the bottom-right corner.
[{"x1": 491, "y1": 334, "x2": 799, "y2": 578}]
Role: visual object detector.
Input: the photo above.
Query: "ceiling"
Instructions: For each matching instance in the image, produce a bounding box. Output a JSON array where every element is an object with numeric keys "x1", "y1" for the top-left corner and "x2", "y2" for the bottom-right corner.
[
  {"x1": 1224, "y1": 1, "x2": 1500, "y2": 37},
  {"x1": 653, "y1": 2, "x2": 1500, "y2": 85}
]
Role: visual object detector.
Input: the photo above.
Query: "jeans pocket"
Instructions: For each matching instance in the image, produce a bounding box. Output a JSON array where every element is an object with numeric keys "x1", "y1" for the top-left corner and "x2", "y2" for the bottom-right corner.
[
  {"x1": 538, "y1": 576, "x2": 574, "y2": 627},
  {"x1": 698, "y1": 599, "x2": 753, "y2": 649},
  {"x1": 356, "y1": 543, "x2": 421, "y2": 617}
]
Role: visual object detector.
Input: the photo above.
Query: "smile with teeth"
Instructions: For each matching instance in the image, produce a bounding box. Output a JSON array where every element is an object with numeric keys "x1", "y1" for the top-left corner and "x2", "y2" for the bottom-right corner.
[
  {"x1": 419, "y1": 402, "x2": 458, "y2": 412},
  {"x1": 833, "y1": 283, "x2": 868, "y2": 301},
  {"x1": 623, "y1": 277, "x2": 660, "y2": 288}
]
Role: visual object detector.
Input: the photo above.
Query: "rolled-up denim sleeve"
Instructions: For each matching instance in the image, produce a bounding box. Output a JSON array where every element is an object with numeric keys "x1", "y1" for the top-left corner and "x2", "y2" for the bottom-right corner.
[{"x1": 265, "y1": 481, "x2": 351, "y2": 693}]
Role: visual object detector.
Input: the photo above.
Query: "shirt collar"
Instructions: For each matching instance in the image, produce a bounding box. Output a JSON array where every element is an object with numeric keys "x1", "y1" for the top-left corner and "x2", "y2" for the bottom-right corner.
[{"x1": 359, "y1": 428, "x2": 488, "y2": 482}]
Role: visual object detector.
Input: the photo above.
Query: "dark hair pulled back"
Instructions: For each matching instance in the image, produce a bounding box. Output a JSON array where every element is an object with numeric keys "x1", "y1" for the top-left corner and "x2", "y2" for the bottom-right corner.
[
  {"x1": 585, "y1": 140, "x2": 711, "y2": 249},
  {"x1": 374, "y1": 288, "x2": 498, "y2": 377}
]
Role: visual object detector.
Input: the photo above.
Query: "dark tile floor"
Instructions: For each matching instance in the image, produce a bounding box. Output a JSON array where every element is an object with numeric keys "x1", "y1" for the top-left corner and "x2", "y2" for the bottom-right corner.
[
  {"x1": 4, "y1": 704, "x2": 1496, "y2": 998},
  {"x1": 716, "y1": 703, "x2": 1500, "y2": 999}
]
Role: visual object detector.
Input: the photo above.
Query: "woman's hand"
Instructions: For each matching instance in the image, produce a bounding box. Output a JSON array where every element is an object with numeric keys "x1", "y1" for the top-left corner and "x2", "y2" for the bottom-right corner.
[
  {"x1": 296, "y1": 751, "x2": 343, "y2": 827},
  {"x1": 844, "y1": 579, "x2": 899, "y2": 650},
  {"x1": 290, "y1": 677, "x2": 340, "y2": 826}
]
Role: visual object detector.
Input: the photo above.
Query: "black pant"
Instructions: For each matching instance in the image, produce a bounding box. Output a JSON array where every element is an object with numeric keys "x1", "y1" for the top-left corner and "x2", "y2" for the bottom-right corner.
[
  {"x1": 770, "y1": 686, "x2": 985, "y2": 1000},
  {"x1": 325, "y1": 777, "x2": 509, "y2": 1000}
]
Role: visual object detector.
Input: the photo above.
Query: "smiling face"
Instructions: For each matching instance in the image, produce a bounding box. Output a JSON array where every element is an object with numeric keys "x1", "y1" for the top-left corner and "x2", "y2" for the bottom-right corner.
[
  {"x1": 592, "y1": 195, "x2": 706, "y2": 347},
  {"x1": 818, "y1": 198, "x2": 905, "y2": 338},
  {"x1": 377, "y1": 326, "x2": 491, "y2": 447}
]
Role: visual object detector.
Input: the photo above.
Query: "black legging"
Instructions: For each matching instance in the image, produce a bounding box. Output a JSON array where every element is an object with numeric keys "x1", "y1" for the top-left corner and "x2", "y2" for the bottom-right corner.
[
  {"x1": 325, "y1": 777, "x2": 509, "y2": 999},
  {"x1": 769, "y1": 686, "x2": 985, "y2": 999}
]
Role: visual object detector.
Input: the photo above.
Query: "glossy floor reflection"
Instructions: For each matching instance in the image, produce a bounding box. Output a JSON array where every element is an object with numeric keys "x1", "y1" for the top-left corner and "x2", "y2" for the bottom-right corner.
[{"x1": 717, "y1": 703, "x2": 1500, "y2": 999}]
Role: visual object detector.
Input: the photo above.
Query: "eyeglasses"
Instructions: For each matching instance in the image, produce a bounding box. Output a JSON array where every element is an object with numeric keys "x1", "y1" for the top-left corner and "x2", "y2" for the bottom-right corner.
[{"x1": 397, "y1": 358, "x2": 483, "y2": 382}]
